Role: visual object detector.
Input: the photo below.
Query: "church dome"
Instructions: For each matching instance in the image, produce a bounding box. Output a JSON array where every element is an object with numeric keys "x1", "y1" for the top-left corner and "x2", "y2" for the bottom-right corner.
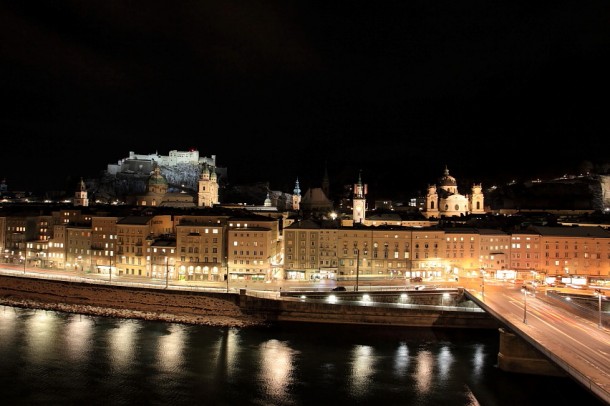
[
  {"x1": 148, "y1": 166, "x2": 168, "y2": 186},
  {"x1": 439, "y1": 166, "x2": 457, "y2": 187}
]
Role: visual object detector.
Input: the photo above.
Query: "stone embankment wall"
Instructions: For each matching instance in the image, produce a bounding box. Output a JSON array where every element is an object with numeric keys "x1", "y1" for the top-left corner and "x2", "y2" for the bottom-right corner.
[
  {"x1": 240, "y1": 290, "x2": 501, "y2": 329},
  {"x1": 0, "y1": 275, "x2": 266, "y2": 328}
]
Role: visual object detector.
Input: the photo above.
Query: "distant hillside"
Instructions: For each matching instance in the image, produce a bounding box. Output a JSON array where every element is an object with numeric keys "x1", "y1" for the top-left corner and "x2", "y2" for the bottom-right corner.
[
  {"x1": 486, "y1": 175, "x2": 607, "y2": 211},
  {"x1": 88, "y1": 163, "x2": 202, "y2": 202},
  {"x1": 89, "y1": 163, "x2": 272, "y2": 205}
]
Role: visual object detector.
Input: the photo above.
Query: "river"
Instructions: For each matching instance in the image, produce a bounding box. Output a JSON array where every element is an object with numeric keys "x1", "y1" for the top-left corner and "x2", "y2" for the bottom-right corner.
[{"x1": 0, "y1": 305, "x2": 604, "y2": 405}]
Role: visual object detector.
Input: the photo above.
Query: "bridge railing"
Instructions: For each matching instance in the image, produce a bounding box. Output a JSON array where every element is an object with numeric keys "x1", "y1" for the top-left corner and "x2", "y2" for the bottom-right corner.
[{"x1": 543, "y1": 290, "x2": 609, "y2": 328}]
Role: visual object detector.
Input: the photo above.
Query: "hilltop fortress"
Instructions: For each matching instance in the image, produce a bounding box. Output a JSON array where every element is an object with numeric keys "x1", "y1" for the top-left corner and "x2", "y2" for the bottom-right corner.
[{"x1": 107, "y1": 149, "x2": 220, "y2": 177}]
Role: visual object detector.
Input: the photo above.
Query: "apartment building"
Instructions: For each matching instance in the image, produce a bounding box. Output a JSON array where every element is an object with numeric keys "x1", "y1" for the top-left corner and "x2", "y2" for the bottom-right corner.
[
  {"x1": 510, "y1": 230, "x2": 543, "y2": 279},
  {"x1": 91, "y1": 216, "x2": 119, "y2": 277},
  {"x1": 478, "y1": 228, "x2": 511, "y2": 278},
  {"x1": 536, "y1": 225, "x2": 610, "y2": 285},
  {"x1": 284, "y1": 219, "x2": 337, "y2": 280},
  {"x1": 175, "y1": 216, "x2": 225, "y2": 281},
  {"x1": 443, "y1": 228, "x2": 481, "y2": 278},
  {"x1": 227, "y1": 214, "x2": 281, "y2": 281},
  {"x1": 116, "y1": 215, "x2": 155, "y2": 277}
]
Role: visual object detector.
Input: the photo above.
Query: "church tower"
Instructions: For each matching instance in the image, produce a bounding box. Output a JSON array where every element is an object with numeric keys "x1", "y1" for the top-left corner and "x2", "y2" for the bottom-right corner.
[
  {"x1": 425, "y1": 184, "x2": 439, "y2": 218},
  {"x1": 73, "y1": 177, "x2": 89, "y2": 207},
  {"x1": 469, "y1": 184, "x2": 485, "y2": 214},
  {"x1": 352, "y1": 171, "x2": 367, "y2": 224},
  {"x1": 292, "y1": 178, "x2": 301, "y2": 211},
  {"x1": 198, "y1": 163, "x2": 219, "y2": 207}
]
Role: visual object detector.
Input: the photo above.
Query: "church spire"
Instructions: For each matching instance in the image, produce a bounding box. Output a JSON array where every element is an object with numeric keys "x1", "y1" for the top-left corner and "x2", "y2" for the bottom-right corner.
[
  {"x1": 292, "y1": 177, "x2": 301, "y2": 211},
  {"x1": 354, "y1": 170, "x2": 365, "y2": 199},
  {"x1": 293, "y1": 177, "x2": 301, "y2": 196},
  {"x1": 322, "y1": 161, "x2": 330, "y2": 199}
]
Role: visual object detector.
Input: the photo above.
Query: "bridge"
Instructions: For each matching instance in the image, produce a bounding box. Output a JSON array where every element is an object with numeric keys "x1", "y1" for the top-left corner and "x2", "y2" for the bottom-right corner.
[{"x1": 462, "y1": 282, "x2": 610, "y2": 405}]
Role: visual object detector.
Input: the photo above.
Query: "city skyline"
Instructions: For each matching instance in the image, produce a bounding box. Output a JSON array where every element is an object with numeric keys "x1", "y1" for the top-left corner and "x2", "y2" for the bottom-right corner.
[{"x1": 2, "y1": 2, "x2": 609, "y2": 194}]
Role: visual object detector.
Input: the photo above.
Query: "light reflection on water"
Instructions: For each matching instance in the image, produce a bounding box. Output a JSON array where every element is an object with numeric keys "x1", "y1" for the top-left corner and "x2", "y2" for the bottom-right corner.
[
  {"x1": 415, "y1": 350, "x2": 434, "y2": 396},
  {"x1": 0, "y1": 306, "x2": 605, "y2": 406},
  {"x1": 438, "y1": 345, "x2": 454, "y2": 380},
  {"x1": 393, "y1": 342, "x2": 410, "y2": 376},
  {"x1": 349, "y1": 345, "x2": 376, "y2": 398},
  {"x1": 108, "y1": 319, "x2": 141, "y2": 371},
  {"x1": 25, "y1": 310, "x2": 58, "y2": 364},
  {"x1": 64, "y1": 314, "x2": 94, "y2": 362},
  {"x1": 156, "y1": 323, "x2": 186, "y2": 373},
  {"x1": 259, "y1": 339, "x2": 297, "y2": 402}
]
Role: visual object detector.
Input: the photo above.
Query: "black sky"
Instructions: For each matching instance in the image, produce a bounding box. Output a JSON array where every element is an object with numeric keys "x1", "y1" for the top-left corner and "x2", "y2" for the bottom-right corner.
[{"x1": 2, "y1": 1, "x2": 610, "y2": 197}]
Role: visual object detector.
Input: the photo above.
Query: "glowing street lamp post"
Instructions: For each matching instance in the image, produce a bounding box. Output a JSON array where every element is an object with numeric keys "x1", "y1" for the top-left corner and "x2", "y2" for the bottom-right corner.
[
  {"x1": 165, "y1": 257, "x2": 170, "y2": 289},
  {"x1": 596, "y1": 289, "x2": 603, "y2": 329},
  {"x1": 226, "y1": 257, "x2": 229, "y2": 293},
  {"x1": 522, "y1": 288, "x2": 528, "y2": 324},
  {"x1": 355, "y1": 248, "x2": 360, "y2": 292},
  {"x1": 480, "y1": 270, "x2": 485, "y2": 301}
]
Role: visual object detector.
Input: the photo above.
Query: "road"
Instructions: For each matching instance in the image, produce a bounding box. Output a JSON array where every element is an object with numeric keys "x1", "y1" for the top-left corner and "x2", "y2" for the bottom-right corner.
[{"x1": 464, "y1": 278, "x2": 610, "y2": 405}]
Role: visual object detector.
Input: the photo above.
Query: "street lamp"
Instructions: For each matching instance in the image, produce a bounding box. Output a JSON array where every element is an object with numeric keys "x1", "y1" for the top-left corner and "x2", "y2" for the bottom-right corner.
[
  {"x1": 480, "y1": 269, "x2": 485, "y2": 301},
  {"x1": 355, "y1": 248, "x2": 360, "y2": 292},
  {"x1": 165, "y1": 256, "x2": 169, "y2": 289},
  {"x1": 596, "y1": 289, "x2": 604, "y2": 329},
  {"x1": 22, "y1": 255, "x2": 26, "y2": 274},
  {"x1": 522, "y1": 287, "x2": 528, "y2": 324},
  {"x1": 225, "y1": 256, "x2": 229, "y2": 293}
]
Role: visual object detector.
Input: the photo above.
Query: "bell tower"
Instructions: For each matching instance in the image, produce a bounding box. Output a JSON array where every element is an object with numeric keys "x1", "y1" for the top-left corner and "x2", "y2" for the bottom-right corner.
[
  {"x1": 73, "y1": 177, "x2": 89, "y2": 207},
  {"x1": 352, "y1": 171, "x2": 367, "y2": 224},
  {"x1": 198, "y1": 164, "x2": 219, "y2": 207},
  {"x1": 292, "y1": 178, "x2": 301, "y2": 211}
]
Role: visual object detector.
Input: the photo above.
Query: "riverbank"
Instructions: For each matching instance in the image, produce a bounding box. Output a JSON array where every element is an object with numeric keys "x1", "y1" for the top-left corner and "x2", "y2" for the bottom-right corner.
[{"x1": 0, "y1": 274, "x2": 268, "y2": 328}]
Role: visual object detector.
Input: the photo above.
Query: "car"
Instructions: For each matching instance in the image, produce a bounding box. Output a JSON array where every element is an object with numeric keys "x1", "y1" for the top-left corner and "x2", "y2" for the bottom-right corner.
[
  {"x1": 410, "y1": 277, "x2": 423, "y2": 282},
  {"x1": 331, "y1": 286, "x2": 347, "y2": 291}
]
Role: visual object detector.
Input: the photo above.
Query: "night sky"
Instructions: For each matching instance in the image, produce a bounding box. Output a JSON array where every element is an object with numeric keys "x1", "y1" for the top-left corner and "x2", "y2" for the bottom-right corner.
[{"x1": 2, "y1": 2, "x2": 610, "y2": 197}]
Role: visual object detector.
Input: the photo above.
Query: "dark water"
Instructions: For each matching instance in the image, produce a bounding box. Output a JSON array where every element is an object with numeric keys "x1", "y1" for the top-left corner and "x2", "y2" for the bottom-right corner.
[{"x1": 0, "y1": 306, "x2": 604, "y2": 406}]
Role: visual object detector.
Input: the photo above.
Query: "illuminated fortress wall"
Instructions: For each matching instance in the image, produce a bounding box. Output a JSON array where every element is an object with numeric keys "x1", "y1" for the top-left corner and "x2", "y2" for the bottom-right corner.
[{"x1": 107, "y1": 150, "x2": 217, "y2": 175}]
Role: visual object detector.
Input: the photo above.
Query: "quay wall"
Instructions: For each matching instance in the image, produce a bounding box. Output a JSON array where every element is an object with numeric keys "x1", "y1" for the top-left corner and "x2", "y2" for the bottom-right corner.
[
  {"x1": 240, "y1": 290, "x2": 501, "y2": 329},
  {"x1": 0, "y1": 274, "x2": 264, "y2": 327}
]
